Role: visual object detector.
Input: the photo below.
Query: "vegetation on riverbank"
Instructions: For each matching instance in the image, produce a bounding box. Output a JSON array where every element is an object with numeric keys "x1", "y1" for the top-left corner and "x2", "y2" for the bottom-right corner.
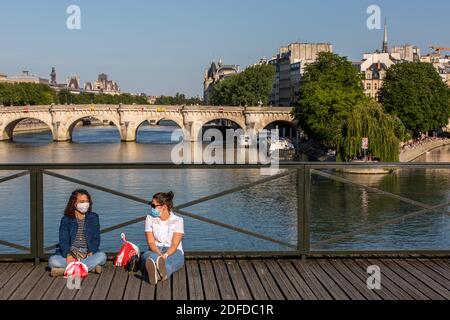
[
  {"x1": 0, "y1": 83, "x2": 149, "y2": 106},
  {"x1": 210, "y1": 64, "x2": 276, "y2": 106},
  {"x1": 293, "y1": 52, "x2": 403, "y2": 162},
  {"x1": 379, "y1": 62, "x2": 450, "y2": 138}
]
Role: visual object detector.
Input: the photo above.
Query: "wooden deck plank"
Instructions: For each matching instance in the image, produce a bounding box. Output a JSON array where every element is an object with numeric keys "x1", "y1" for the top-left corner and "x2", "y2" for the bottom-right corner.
[
  {"x1": 252, "y1": 260, "x2": 284, "y2": 300},
  {"x1": 122, "y1": 273, "x2": 142, "y2": 300},
  {"x1": 316, "y1": 259, "x2": 366, "y2": 300},
  {"x1": 264, "y1": 260, "x2": 300, "y2": 300},
  {"x1": 9, "y1": 264, "x2": 47, "y2": 300},
  {"x1": 291, "y1": 259, "x2": 332, "y2": 300},
  {"x1": 0, "y1": 263, "x2": 9, "y2": 276},
  {"x1": 238, "y1": 260, "x2": 268, "y2": 300},
  {"x1": 186, "y1": 260, "x2": 204, "y2": 300},
  {"x1": 139, "y1": 278, "x2": 156, "y2": 300},
  {"x1": 383, "y1": 259, "x2": 442, "y2": 300},
  {"x1": 306, "y1": 259, "x2": 349, "y2": 300},
  {"x1": 58, "y1": 280, "x2": 79, "y2": 300},
  {"x1": 74, "y1": 274, "x2": 101, "y2": 300},
  {"x1": 60, "y1": 270, "x2": 101, "y2": 301},
  {"x1": 198, "y1": 260, "x2": 220, "y2": 300},
  {"x1": 0, "y1": 263, "x2": 35, "y2": 300},
  {"x1": 427, "y1": 259, "x2": 450, "y2": 280},
  {"x1": 106, "y1": 267, "x2": 129, "y2": 300},
  {"x1": 0, "y1": 263, "x2": 22, "y2": 289},
  {"x1": 224, "y1": 260, "x2": 252, "y2": 300},
  {"x1": 26, "y1": 271, "x2": 55, "y2": 300},
  {"x1": 407, "y1": 259, "x2": 450, "y2": 290},
  {"x1": 90, "y1": 263, "x2": 116, "y2": 300},
  {"x1": 355, "y1": 259, "x2": 414, "y2": 300},
  {"x1": 341, "y1": 259, "x2": 397, "y2": 300},
  {"x1": 41, "y1": 276, "x2": 67, "y2": 300},
  {"x1": 277, "y1": 260, "x2": 317, "y2": 300},
  {"x1": 155, "y1": 276, "x2": 172, "y2": 300},
  {"x1": 366, "y1": 259, "x2": 429, "y2": 300},
  {"x1": 172, "y1": 264, "x2": 188, "y2": 300},
  {"x1": 1, "y1": 258, "x2": 449, "y2": 301},
  {"x1": 386, "y1": 259, "x2": 447, "y2": 300},
  {"x1": 211, "y1": 260, "x2": 236, "y2": 300},
  {"x1": 329, "y1": 259, "x2": 381, "y2": 300},
  {"x1": 316, "y1": 259, "x2": 368, "y2": 300}
]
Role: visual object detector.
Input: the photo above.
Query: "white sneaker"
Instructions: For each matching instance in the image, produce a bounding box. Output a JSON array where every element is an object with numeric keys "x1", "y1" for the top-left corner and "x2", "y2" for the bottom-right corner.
[
  {"x1": 156, "y1": 256, "x2": 167, "y2": 281},
  {"x1": 145, "y1": 258, "x2": 158, "y2": 285}
]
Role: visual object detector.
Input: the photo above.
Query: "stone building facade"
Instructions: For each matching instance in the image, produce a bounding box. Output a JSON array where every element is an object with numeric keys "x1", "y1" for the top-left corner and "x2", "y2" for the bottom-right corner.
[
  {"x1": 84, "y1": 73, "x2": 120, "y2": 95},
  {"x1": 269, "y1": 43, "x2": 333, "y2": 106},
  {"x1": 203, "y1": 59, "x2": 239, "y2": 104}
]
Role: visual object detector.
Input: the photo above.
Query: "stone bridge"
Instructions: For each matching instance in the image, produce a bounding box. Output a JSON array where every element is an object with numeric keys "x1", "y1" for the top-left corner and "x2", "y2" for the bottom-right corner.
[{"x1": 0, "y1": 105, "x2": 296, "y2": 142}]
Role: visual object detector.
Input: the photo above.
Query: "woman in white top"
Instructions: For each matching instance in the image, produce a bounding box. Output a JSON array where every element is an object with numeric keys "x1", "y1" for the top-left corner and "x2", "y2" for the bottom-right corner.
[{"x1": 142, "y1": 191, "x2": 185, "y2": 285}]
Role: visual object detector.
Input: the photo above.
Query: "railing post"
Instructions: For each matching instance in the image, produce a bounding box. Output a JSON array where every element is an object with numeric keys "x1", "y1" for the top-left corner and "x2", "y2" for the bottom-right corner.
[
  {"x1": 30, "y1": 168, "x2": 44, "y2": 265},
  {"x1": 297, "y1": 165, "x2": 310, "y2": 260},
  {"x1": 303, "y1": 165, "x2": 311, "y2": 257}
]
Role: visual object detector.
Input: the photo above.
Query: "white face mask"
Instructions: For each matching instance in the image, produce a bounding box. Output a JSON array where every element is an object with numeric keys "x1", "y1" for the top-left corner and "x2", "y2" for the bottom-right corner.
[{"x1": 76, "y1": 202, "x2": 90, "y2": 214}]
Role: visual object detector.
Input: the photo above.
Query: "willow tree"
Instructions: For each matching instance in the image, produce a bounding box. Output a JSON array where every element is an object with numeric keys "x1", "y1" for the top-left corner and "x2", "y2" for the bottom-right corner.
[{"x1": 334, "y1": 99, "x2": 401, "y2": 162}]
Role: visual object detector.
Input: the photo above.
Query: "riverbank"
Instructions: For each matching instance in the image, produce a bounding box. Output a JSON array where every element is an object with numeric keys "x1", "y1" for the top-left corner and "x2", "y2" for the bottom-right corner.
[{"x1": 399, "y1": 138, "x2": 450, "y2": 162}]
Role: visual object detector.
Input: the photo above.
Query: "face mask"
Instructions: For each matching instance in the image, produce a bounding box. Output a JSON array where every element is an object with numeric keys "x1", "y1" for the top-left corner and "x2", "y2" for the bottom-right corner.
[
  {"x1": 150, "y1": 207, "x2": 161, "y2": 218},
  {"x1": 76, "y1": 202, "x2": 90, "y2": 214}
]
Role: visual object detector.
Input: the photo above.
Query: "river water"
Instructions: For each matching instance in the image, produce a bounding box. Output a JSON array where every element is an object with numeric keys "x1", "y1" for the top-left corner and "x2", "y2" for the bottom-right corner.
[{"x1": 0, "y1": 125, "x2": 448, "y2": 254}]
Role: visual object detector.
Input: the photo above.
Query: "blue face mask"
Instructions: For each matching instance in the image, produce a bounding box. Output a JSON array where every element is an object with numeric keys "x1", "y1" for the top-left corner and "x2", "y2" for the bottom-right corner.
[{"x1": 150, "y1": 207, "x2": 161, "y2": 218}]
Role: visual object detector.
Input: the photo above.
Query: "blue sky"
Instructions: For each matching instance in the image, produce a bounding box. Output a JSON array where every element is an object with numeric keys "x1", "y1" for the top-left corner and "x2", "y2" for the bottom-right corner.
[{"x1": 0, "y1": 0, "x2": 448, "y2": 97}]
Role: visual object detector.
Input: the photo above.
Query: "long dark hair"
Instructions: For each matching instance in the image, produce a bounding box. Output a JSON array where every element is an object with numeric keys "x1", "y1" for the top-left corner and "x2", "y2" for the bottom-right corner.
[
  {"x1": 152, "y1": 191, "x2": 174, "y2": 211},
  {"x1": 64, "y1": 189, "x2": 93, "y2": 218}
]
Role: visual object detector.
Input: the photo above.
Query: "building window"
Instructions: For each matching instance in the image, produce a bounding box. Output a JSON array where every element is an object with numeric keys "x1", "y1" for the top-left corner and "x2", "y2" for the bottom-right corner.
[
  {"x1": 374, "y1": 83, "x2": 378, "y2": 90},
  {"x1": 367, "y1": 83, "x2": 371, "y2": 90}
]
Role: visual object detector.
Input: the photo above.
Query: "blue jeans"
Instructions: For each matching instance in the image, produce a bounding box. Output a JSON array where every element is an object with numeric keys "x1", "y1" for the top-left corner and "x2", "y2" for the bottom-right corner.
[
  {"x1": 48, "y1": 252, "x2": 107, "y2": 272},
  {"x1": 141, "y1": 247, "x2": 184, "y2": 279}
]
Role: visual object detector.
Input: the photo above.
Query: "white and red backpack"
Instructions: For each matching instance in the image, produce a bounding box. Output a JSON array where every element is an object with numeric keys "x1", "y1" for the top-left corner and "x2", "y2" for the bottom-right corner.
[
  {"x1": 64, "y1": 260, "x2": 89, "y2": 279},
  {"x1": 113, "y1": 233, "x2": 140, "y2": 269}
]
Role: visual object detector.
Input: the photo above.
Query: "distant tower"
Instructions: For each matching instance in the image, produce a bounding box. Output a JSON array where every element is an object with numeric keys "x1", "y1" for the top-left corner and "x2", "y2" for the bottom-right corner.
[
  {"x1": 50, "y1": 67, "x2": 57, "y2": 85},
  {"x1": 382, "y1": 19, "x2": 388, "y2": 53}
]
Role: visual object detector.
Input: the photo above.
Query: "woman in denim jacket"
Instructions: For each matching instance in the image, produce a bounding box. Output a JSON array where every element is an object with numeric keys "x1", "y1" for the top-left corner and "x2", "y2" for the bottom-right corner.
[{"x1": 48, "y1": 189, "x2": 107, "y2": 277}]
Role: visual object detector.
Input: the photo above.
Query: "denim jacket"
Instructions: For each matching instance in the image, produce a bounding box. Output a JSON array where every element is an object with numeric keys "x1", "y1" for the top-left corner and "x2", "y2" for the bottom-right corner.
[{"x1": 55, "y1": 212, "x2": 101, "y2": 257}]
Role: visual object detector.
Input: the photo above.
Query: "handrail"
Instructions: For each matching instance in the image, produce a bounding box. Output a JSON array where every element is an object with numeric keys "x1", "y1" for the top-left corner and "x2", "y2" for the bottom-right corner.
[
  {"x1": 0, "y1": 163, "x2": 449, "y2": 262},
  {"x1": 42, "y1": 169, "x2": 296, "y2": 251}
]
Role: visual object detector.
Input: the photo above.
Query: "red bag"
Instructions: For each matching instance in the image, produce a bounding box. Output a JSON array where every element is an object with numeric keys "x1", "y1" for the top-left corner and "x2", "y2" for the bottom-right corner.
[
  {"x1": 114, "y1": 233, "x2": 140, "y2": 268},
  {"x1": 64, "y1": 260, "x2": 89, "y2": 279}
]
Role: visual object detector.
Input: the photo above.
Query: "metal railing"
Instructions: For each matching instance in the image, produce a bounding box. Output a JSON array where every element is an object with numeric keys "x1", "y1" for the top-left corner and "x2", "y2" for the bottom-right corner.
[{"x1": 0, "y1": 162, "x2": 449, "y2": 262}]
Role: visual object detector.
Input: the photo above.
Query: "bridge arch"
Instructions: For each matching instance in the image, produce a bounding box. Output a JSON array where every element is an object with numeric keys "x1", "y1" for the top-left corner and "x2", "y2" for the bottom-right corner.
[
  {"x1": 262, "y1": 120, "x2": 299, "y2": 139},
  {"x1": 65, "y1": 115, "x2": 122, "y2": 142},
  {"x1": 199, "y1": 115, "x2": 246, "y2": 132},
  {"x1": 0, "y1": 116, "x2": 54, "y2": 141},
  {"x1": 184, "y1": 116, "x2": 247, "y2": 142},
  {"x1": 135, "y1": 117, "x2": 185, "y2": 143}
]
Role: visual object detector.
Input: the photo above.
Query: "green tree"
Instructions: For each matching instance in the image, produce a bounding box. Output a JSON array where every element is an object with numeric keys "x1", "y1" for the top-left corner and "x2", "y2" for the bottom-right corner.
[
  {"x1": 379, "y1": 62, "x2": 450, "y2": 138},
  {"x1": 0, "y1": 83, "x2": 55, "y2": 106},
  {"x1": 210, "y1": 64, "x2": 275, "y2": 106},
  {"x1": 293, "y1": 52, "x2": 366, "y2": 148},
  {"x1": 155, "y1": 92, "x2": 203, "y2": 105},
  {"x1": 57, "y1": 89, "x2": 149, "y2": 105},
  {"x1": 293, "y1": 52, "x2": 402, "y2": 162},
  {"x1": 334, "y1": 99, "x2": 401, "y2": 162}
]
